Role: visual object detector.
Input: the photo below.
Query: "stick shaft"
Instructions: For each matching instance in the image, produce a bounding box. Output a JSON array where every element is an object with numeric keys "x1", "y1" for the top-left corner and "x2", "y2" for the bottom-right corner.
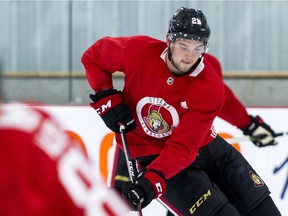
[
  {"x1": 119, "y1": 123, "x2": 143, "y2": 216},
  {"x1": 119, "y1": 124, "x2": 136, "y2": 183}
]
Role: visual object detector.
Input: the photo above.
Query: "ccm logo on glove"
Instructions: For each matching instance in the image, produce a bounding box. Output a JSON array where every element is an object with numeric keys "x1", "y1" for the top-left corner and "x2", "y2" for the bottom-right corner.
[
  {"x1": 144, "y1": 171, "x2": 166, "y2": 198},
  {"x1": 94, "y1": 95, "x2": 121, "y2": 116},
  {"x1": 155, "y1": 182, "x2": 163, "y2": 195},
  {"x1": 89, "y1": 89, "x2": 136, "y2": 133}
]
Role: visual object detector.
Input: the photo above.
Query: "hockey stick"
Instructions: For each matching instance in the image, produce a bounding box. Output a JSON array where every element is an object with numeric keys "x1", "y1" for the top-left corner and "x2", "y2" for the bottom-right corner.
[
  {"x1": 225, "y1": 131, "x2": 288, "y2": 143},
  {"x1": 119, "y1": 123, "x2": 143, "y2": 216}
]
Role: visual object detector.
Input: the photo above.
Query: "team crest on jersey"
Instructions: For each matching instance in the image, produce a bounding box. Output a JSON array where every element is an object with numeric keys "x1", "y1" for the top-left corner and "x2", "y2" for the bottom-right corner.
[
  {"x1": 249, "y1": 170, "x2": 264, "y2": 187},
  {"x1": 136, "y1": 97, "x2": 179, "y2": 138}
]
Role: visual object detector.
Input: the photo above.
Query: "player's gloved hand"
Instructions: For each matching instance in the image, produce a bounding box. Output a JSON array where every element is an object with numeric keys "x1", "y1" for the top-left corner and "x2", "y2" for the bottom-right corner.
[
  {"x1": 242, "y1": 115, "x2": 277, "y2": 147},
  {"x1": 122, "y1": 170, "x2": 166, "y2": 209},
  {"x1": 89, "y1": 89, "x2": 136, "y2": 133}
]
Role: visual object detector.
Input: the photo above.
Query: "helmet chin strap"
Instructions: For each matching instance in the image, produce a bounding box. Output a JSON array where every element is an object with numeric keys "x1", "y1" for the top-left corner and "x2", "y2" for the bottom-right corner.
[{"x1": 167, "y1": 46, "x2": 203, "y2": 76}]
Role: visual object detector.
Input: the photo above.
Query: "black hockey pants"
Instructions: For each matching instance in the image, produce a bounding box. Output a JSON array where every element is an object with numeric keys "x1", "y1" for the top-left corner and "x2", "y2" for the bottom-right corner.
[{"x1": 111, "y1": 135, "x2": 274, "y2": 216}]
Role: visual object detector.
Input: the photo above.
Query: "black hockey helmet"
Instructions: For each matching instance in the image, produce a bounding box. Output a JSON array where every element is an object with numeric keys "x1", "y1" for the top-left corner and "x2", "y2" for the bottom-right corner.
[{"x1": 168, "y1": 7, "x2": 210, "y2": 43}]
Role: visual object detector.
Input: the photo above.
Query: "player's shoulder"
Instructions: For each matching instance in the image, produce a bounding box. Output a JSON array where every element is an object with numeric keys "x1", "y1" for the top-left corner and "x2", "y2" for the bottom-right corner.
[
  {"x1": 122, "y1": 35, "x2": 167, "y2": 49},
  {"x1": 0, "y1": 103, "x2": 78, "y2": 161},
  {"x1": 127, "y1": 35, "x2": 163, "y2": 42},
  {"x1": 0, "y1": 103, "x2": 42, "y2": 131},
  {"x1": 100, "y1": 35, "x2": 162, "y2": 43},
  {"x1": 204, "y1": 53, "x2": 220, "y2": 64},
  {"x1": 186, "y1": 55, "x2": 225, "y2": 101},
  {"x1": 98, "y1": 35, "x2": 165, "y2": 52},
  {"x1": 121, "y1": 35, "x2": 166, "y2": 58},
  {"x1": 203, "y1": 53, "x2": 222, "y2": 78},
  {"x1": 0, "y1": 103, "x2": 48, "y2": 132}
]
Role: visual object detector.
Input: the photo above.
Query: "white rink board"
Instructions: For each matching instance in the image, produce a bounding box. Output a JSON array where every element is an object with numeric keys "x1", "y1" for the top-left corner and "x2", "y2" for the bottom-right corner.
[{"x1": 4, "y1": 104, "x2": 288, "y2": 216}]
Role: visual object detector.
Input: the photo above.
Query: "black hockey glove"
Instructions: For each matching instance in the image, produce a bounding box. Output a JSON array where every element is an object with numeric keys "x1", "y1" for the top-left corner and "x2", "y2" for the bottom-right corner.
[
  {"x1": 242, "y1": 115, "x2": 277, "y2": 147},
  {"x1": 89, "y1": 89, "x2": 136, "y2": 133},
  {"x1": 122, "y1": 170, "x2": 166, "y2": 209}
]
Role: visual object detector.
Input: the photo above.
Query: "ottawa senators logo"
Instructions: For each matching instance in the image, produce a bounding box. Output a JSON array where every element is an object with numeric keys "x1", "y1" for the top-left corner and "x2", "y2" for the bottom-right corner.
[
  {"x1": 249, "y1": 170, "x2": 264, "y2": 187},
  {"x1": 136, "y1": 97, "x2": 179, "y2": 138},
  {"x1": 143, "y1": 105, "x2": 169, "y2": 133}
]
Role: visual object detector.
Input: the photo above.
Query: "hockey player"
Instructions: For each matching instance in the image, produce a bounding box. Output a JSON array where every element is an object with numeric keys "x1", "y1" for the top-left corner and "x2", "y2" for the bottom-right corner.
[
  {"x1": 0, "y1": 64, "x2": 130, "y2": 216},
  {"x1": 109, "y1": 52, "x2": 279, "y2": 216},
  {"x1": 0, "y1": 104, "x2": 130, "y2": 216},
  {"x1": 82, "y1": 6, "x2": 281, "y2": 216},
  {"x1": 110, "y1": 51, "x2": 278, "y2": 189}
]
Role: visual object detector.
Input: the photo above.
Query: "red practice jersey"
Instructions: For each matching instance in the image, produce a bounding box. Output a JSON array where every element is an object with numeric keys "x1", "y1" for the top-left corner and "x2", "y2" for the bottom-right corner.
[
  {"x1": 0, "y1": 104, "x2": 130, "y2": 216},
  {"x1": 82, "y1": 35, "x2": 250, "y2": 180}
]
